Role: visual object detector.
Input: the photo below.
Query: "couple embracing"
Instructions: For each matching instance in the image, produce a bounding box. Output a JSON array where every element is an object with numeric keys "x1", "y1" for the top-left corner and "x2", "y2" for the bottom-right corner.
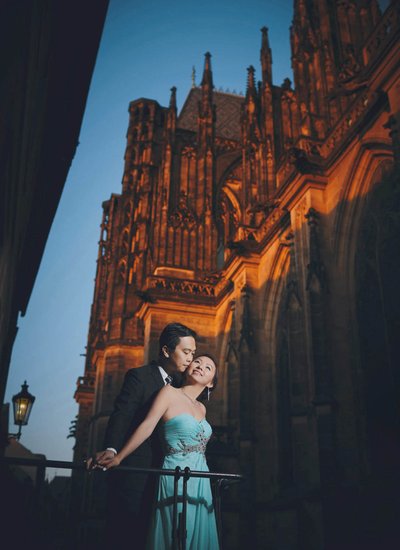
[{"x1": 87, "y1": 323, "x2": 220, "y2": 549}]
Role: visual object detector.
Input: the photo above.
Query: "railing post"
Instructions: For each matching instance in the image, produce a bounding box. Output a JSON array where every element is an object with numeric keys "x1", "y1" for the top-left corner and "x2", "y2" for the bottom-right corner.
[
  {"x1": 179, "y1": 466, "x2": 190, "y2": 550},
  {"x1": 172, "y1": 466, "x2": 181, "y2": 549},
  {"x1": 214, "y1": 478, "x2": 224, "y2": 548}
]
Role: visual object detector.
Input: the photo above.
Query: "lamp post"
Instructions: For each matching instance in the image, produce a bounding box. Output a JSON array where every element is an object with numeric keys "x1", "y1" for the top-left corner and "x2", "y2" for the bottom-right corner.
[{"x1": 11, "y1": 381, "x2": 36, "y2": 440}]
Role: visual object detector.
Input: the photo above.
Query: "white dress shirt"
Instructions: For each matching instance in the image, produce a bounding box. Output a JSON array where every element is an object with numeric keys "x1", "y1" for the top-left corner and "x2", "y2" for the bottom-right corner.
[{"x1": 158, "y1": 365, "x2": 171, "y2": 384}]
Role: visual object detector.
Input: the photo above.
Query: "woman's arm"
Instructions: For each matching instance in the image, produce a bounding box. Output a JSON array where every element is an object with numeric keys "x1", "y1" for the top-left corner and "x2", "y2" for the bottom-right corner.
[{"x1": 98, "y1": 384, "x2": 173, "y2": 469}]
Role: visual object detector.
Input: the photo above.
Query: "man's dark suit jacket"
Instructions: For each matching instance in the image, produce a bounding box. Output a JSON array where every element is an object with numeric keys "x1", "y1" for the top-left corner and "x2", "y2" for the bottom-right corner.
[{"x1": 103, "y1": 361, "x2": 165, "y2": 544}]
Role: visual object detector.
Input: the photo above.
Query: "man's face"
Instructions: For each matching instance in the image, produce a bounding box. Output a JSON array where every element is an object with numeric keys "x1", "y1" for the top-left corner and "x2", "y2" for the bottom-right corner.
[{"x1": 166, "y1": 336, "x2": 196, "y2": 373}]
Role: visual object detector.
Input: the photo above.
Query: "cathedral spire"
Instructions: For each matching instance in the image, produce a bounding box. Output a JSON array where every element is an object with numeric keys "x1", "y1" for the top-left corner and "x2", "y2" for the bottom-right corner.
[
  {"x1": 198, "y1": 52, "x2": 215, "y2": 150},
  {"x1": 169, "y1": 86, "x2": 177, "y2": 111},
  {"x1": 242, "y1": 65, "x2": 262, "y2": 214},
  {"x1": 166, "y1": 86, "x2": 177, "y2": 138},
  {"x1": 196, "y1": 52, "x2": 216, "y2": 240},
  {"x1": 201, "y1": 52, "x2": 214, "y2": 101},
  {"x1": 260, "y1": 27, "x2": 273, "y2": 85},
  {"x1": 245, "y1": 65, "x2": 257, "y2": 102},
  {"x1": 244, "y1": 65, "x2": 259, "y2": 123}
]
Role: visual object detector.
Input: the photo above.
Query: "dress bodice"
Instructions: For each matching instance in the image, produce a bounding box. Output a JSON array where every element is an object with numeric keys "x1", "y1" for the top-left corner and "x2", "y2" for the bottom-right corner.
[{"x1": 161, "y1": 413, "x2": 212, "y2": 458}]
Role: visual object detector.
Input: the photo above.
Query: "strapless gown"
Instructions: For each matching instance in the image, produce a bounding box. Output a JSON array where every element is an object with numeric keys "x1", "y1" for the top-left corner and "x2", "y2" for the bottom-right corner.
[{"x1": 146, "y1": 413, "x2": 220, "y2": 549}]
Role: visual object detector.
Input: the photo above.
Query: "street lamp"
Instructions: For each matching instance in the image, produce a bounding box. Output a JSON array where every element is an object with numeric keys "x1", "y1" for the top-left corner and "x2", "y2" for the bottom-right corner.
[{"x1": 11, "y1": 381, "x2": 36, "y2": 440}]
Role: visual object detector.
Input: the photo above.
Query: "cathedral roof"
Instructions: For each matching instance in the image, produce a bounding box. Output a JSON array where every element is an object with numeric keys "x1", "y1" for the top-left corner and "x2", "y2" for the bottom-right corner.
[{"x1": 178, "y1": 87, "x2": 244, "y2": 141}]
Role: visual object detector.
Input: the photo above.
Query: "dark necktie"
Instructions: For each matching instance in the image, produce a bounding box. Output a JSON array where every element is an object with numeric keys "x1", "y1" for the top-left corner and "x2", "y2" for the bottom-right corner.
[{"x1": 165, "y1": 375, "x2": 173, "y2": 385}]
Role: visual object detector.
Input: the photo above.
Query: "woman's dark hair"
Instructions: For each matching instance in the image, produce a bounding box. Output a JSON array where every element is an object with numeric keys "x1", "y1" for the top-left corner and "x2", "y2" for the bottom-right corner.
[
  {"x1": 196, "y1": 353, "x2": 218, "y2": 400},
  {"x1": 158, "y1": 322, "x2": 197, "y2": 357}
]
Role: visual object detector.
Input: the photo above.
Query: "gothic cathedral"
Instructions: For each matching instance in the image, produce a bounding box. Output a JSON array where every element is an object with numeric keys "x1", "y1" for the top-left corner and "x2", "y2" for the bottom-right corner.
[{"x1": 74, "y1": 1, "x2": 400, "y2": 547}]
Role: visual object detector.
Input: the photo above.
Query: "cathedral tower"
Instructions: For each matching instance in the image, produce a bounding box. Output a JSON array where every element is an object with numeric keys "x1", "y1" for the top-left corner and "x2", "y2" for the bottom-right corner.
[{"x1": 75, "y1": 2, "x2": 400, "y2": 547}]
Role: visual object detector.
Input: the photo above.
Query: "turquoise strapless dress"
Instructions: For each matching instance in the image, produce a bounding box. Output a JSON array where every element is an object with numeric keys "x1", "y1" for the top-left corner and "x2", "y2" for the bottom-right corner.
[{"x1": 147, "y1": 413, "x2": 220, "y2": 550}]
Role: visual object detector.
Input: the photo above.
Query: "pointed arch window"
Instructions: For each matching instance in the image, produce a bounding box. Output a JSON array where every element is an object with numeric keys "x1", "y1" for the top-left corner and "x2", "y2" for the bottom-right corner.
[
  {"x1": 123, "y1": 202, "x2": 132, "y2": 226},
  {"x1": 117, "y1": 260, "x2": 127, "y2": 285},
  {"x1": 141, "y1": 124, "x2": 149, "y2": 140},
  {"x1": 121, "y1": 230, "x2": 130, "y2": 256},
  {"x1": 143, "y1": 104, "x2": 150, "y2": 118}
]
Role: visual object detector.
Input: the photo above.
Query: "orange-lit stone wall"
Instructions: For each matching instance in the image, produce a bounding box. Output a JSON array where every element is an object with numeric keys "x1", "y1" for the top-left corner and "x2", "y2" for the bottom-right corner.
[{"x1": 75, "y1": 1, "x2": 400, "y2": 547}]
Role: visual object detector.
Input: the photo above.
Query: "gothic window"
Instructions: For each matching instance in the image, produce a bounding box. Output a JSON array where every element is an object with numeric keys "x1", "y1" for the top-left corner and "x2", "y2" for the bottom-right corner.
[
  {"x1": 117, "y1": 260, "x2": 126, "y2": 285},
  {"x1": 277, "y1": 333, "x2": 293, "y2": 487},
  {"x1": 135, "y1": 146, "x2": 141, "y2": 164},
  {"x1": 100, "y1": 241, "x2": 107, "y2": 258},
  {"x1": 143, "y1": 145, "x2": 151, "y2": 163},
  {"x1": 216, "y1": 189, "x2": 240, "y2": 268},
  {"x1": 121, "y1": 230, "x2": 129, "y2": 256},
  {"x1": 103, "y1": 207, "x2": 110, "y2": 228},
  {"x1": 355, "y1": 165, "x2": 400, "y2": 473},
  {"x1": 141, "y1": 124, "x2": 149, "y2": 140},
  {"x1": 143, "y1": 104, "x2": 150, "y2": 118},
  {"x1": 123, "y1": 202, "x2": 131, "y2": 226},
  {"x1": 276, "y1": 302, "x2": 294, "y2": 490}
]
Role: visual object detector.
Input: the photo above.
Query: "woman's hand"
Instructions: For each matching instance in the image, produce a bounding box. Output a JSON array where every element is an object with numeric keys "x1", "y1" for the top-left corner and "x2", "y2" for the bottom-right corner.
[
  {"x1": 99, "y1": 453, "x2": 122, "y2": 470},
  {"x1": 86, "y1": 449, "x2": 116, "y2": 470}
]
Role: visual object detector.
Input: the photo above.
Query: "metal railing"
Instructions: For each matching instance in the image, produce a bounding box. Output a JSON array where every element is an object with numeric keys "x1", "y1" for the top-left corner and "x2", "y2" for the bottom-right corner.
[{"x1": 1, "y1": 456, "x2": 242, "y2": 550}]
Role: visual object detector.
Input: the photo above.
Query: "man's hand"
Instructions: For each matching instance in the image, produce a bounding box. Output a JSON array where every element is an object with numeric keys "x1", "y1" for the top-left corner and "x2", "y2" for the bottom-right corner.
[{"x1": 85, "y1": 449, "x2": 116, "y2": 470}]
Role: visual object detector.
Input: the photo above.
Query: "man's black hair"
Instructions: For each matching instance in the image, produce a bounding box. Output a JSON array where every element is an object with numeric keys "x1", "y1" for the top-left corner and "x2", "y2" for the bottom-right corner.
[{"x1": 158, "y1": 323, "x2": 197, "y2": 357}]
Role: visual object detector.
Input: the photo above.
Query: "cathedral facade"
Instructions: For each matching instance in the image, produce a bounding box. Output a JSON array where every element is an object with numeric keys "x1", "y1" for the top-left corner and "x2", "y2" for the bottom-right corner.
[{"x1": 74, "y1": 1, "x2": 400, "y2": 547}]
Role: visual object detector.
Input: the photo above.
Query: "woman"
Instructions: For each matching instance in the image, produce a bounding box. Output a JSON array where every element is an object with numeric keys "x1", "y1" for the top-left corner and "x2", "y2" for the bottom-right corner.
[{"x1": 99, "y1": 354, "x2": 220, "y2": 550}]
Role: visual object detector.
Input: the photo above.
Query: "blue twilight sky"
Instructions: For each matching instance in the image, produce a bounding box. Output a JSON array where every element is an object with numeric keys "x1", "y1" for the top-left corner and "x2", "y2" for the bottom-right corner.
[{"x1": 5, "y1": 0, "x2": 388, "y2": 476}]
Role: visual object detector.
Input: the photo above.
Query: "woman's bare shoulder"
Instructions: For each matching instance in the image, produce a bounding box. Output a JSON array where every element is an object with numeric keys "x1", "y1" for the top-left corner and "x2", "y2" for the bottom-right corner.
[{"x1": 158, "y1": 384, "x2": 180, "y2": 397}]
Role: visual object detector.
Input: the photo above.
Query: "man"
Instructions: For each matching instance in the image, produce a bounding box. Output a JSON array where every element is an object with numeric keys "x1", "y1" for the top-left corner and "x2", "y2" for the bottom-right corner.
[{"x1": 87, "y1": 322, "x2": 197, "y2": 548}]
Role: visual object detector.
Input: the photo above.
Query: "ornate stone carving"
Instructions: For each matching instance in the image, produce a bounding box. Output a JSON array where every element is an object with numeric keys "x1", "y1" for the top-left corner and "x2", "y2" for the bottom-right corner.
[
  {"x1": 363, "y1": 2, "x2": 399, "y2": 66},
  {"x1": 320, "y1": 92, "x2": 376, "y2": 157},
  {"x1": 239, "y1": 285, "x2": 255, "y2": 352},
  {"x1": 168, "y1": 191, "x2": 197, "y2": 229},
  {"x1": 147, "y1": 275, "x2": 231, "y2": 299},
  {"x1": 338, "y1": 44, "x2": 361, "y2": 83},
  {"x1": 305, "y1": 208, "x2": 328, "y2": 292},
  {"x1": 215, "y1": 137, "x2": 241, "y2": 153}
]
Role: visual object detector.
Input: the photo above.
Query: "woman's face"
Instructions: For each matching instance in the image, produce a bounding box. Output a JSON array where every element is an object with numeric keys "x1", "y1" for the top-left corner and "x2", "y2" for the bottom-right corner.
[{"x1": 187, "y1": 355, "x2": 216, "y2": 388}]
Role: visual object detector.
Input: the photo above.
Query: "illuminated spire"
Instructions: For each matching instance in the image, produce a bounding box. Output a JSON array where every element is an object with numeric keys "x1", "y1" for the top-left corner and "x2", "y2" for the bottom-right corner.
[
  {"x1": 260, "y1": 27, "x2": 272, "y2": 85},
  {"x1": 245, "y1": 65, "x2": 257, "y2": 101},
  {"x1": 169, "y1": 86, "x2": 177, "y2": 110},
  {"x1": 201, "y1": 52, "x2": 213, "y2": 96}
]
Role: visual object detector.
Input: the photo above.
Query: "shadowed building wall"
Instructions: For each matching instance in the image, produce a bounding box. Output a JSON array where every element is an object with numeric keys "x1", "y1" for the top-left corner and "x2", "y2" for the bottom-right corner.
[{"x1": 0, "y1": 0, "x2": 109, "y2": 442}]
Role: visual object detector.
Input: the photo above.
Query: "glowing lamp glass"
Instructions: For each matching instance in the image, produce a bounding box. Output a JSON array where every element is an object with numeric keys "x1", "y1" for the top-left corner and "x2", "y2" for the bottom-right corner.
[{"x1": 12, "y1": 381, "x2": 35, "y2": 426}]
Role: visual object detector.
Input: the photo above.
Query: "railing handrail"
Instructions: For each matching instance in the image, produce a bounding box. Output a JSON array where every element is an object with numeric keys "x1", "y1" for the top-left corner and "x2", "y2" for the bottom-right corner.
[{"x1": 0, "y1": 455, "x2": 242, "y2": 481}]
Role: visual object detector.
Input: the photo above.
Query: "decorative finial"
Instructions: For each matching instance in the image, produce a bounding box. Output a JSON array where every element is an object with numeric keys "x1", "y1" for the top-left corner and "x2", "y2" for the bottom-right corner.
[
  {"x1": 169, "y1": 86, "x2": 177, "y2": 109},
  {"x1": 247, "y1": 65, "x2": 256, "y2": 88},
  {"x1": 191, "y1": 66, "x2": 196, "y2": 88},
  {"x1": 201, "y1": 52, "x2": 213, "y2": 90}
]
